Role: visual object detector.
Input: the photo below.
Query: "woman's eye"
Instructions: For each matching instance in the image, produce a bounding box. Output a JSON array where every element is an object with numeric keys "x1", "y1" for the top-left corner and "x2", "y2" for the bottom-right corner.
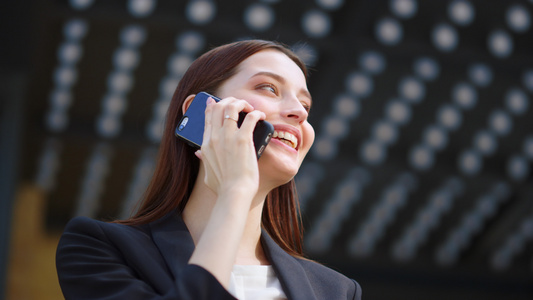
[
  {"x1": 259, "y1": 84, "x2": 277, "y2": 94},
  {"x1": 302, "y1": 103, "x2": 311, "y2": 112}
]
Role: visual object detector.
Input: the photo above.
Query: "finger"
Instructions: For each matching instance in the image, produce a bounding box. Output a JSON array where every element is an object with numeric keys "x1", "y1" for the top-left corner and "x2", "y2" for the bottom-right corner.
[
  {"x1": 217, "y1": 97, "x2": 254, "y2": 111},
  {"x1": 217, "y1": 98, "x2": 254, "y2": 119},
  {"x1": 238, "y1": 110, "x2": 266, "y2": 134},
  {"x1": 220, "y1": 103, "x2": 243, "y2": 129},
  {"x1": 223, "y1": 114, "x2": 239, "y2": 126},
  {"x1": 202, "y1": 97, "x2": 216, "y2": 147},
  {"x1": 206, "y1": 96, "x2": 219, "y2": 122},
  {"x1": 240, "y1": 101, "x2": 255, "y2": 113},
  {"x1": 194, "y1": 150, "x2": 202, "y2": 160}
]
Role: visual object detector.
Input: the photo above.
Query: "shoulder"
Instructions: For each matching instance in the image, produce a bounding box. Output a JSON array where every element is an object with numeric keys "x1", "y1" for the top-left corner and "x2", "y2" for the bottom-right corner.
[
  {"x1": 57, "y1": 216, "x2": 153, "y2": 255},
  {"x1": 56, "y1": 216, "x2": 168, "y2": 284},
  {"x1": 62, "y1": 216, "x2": 149, "y2": 236},
  {"x1": 56, "y1": 216, "x2": 234, "y2": 299},
  {"x1": 297, "y1": 258, "x2": 362, "y2": 300}
]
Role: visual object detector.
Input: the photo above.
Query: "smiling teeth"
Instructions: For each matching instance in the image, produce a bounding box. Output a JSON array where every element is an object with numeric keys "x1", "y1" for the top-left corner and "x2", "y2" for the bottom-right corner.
[{"x1": 273, "y1": 131, "x2": 298, "y2": 149}]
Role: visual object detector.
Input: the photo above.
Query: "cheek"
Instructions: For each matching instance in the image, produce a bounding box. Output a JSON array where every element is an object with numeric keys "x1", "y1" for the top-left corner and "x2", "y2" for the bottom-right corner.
[
  {"x1": 303, "y1": 124, "x2": 315, "y2": 150},
  {"x1": 242, "y1": 96, "x2": 272, "y2": 113},
  {"x1": 248, "y1": 100, "x2": 268, "y2": 113}
]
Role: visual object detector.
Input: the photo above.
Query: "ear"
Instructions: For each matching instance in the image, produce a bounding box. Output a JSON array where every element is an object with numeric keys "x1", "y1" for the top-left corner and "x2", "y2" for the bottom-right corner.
[{"x1": 181, "y1": 94, "x2": 196, "y2": 114}]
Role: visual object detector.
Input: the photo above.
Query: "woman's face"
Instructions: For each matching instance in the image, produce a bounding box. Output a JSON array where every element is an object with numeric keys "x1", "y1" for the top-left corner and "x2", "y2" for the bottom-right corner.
[{"x1": 216, "y1": 49, "x2": 315, "y2": 183}]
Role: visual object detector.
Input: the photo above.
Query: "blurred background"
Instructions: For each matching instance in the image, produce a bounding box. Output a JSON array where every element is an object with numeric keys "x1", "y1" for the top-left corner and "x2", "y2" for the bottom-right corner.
[{"x1": 2, "y1": 0, "x2": 533, "y2": 299}]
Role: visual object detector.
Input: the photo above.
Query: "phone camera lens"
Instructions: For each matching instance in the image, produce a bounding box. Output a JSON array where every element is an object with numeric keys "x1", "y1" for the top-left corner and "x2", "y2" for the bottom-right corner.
[{"x1": 178, "y1": 117, "x2": 189, "y2": 131}]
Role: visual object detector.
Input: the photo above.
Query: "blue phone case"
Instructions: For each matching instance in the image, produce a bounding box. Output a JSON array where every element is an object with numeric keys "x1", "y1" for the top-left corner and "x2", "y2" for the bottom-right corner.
[{"x1": 175, "y1": 92, "x2": 274, "y2": 159}]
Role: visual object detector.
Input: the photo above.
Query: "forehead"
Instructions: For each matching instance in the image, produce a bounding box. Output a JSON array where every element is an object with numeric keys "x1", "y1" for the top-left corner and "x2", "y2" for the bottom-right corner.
[{"x1": 234, "y1": 49, "x2": 307, "y2": 86}]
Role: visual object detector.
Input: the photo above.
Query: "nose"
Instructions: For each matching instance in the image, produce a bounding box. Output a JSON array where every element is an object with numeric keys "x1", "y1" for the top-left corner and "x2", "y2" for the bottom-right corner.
[{"x1": 282, "y1": 95, "x2": 308, "y2": 124}]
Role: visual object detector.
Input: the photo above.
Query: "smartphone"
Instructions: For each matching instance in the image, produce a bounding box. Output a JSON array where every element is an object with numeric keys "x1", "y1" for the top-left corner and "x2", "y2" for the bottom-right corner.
[{"x1": 175, "y1": 92, "x2": 274, "y2": 159}]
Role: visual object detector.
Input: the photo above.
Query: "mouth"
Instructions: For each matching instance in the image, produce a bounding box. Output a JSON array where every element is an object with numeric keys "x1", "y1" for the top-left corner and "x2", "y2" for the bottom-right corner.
[{"x1": 272, "y1": 130, "x2": 299, "y2": 150}]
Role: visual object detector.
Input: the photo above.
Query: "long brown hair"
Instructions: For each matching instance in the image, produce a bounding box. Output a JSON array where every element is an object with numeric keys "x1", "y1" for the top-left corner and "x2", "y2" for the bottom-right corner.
[{"x1": 118, "y1": 40, "x2": 309, "y2": 258}]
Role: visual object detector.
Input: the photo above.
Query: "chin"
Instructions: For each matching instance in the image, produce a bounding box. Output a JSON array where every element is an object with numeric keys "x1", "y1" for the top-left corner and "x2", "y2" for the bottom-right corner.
[
  {"x1": 264, "y1": 173, "x2": 295, "y2": 190},
  {"x1": 259, "y1": 151, "x2": 300, "y2": 185}
]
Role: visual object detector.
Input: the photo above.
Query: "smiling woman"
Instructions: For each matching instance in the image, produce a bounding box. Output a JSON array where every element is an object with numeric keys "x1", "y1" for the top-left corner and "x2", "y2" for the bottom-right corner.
[{"x1": 55, "y1": 39, "x2": 362, "y2": 300}]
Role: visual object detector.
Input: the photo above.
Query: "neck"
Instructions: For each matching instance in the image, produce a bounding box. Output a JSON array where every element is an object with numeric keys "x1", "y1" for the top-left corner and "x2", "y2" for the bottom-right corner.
[{"x1": 182, "y1": 172, "x2": 273, "y2": 265}]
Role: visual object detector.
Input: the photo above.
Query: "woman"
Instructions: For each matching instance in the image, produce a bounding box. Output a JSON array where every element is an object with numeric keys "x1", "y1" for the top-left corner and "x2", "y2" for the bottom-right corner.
[{"x1": 56, "y1": 39, "x2": 362, "y2": 300}]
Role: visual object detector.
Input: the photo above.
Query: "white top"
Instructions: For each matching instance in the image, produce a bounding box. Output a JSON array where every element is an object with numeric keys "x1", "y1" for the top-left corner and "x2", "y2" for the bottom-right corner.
[{"x1": 228, "y1": 265, "x2": 287, "y2": 300}]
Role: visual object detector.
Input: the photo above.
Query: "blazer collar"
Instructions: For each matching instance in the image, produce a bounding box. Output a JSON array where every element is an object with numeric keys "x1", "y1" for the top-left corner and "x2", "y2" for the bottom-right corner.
[
  {"x1": 149, "y1": 211, "x2": 195, "y2": 279},
  {"x1": 149, "y1": 212, "x2": 317, "y2": 300},
  {"x1": 261, "y1": 230, "x2": 318, "y2": 300}
]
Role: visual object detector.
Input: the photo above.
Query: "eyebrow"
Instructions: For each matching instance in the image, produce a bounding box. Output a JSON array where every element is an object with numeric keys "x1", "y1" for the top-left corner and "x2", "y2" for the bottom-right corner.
[{"x1": 250, "y1": 71, "x2": 313, "y2": 103}]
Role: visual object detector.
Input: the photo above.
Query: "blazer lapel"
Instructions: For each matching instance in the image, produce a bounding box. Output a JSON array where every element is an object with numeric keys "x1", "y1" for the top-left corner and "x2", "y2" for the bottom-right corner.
[
  {"x1": 261, "y1": 231, "x2": 318, "y2": 300},
  {"x1": 149, "y1": 212, "x2": 195, "y2": 279},
  {"x1": 149, "y1": 213, "x2": 318, "y2": 300}
]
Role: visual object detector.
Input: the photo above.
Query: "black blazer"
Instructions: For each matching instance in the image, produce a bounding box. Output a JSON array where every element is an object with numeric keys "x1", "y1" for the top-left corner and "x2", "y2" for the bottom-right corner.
[{"x1": 56, "y1": 211, "x2": 362, "y2": 300}]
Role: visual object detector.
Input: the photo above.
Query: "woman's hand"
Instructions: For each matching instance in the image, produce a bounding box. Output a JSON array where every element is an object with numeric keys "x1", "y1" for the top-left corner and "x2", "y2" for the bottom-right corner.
[
  {"x1": 196, "y1": 96, "x2": 266, "y2": 199},
  {"x1": 187, "y1": 96, "x2": 267, "y2": 287}
]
